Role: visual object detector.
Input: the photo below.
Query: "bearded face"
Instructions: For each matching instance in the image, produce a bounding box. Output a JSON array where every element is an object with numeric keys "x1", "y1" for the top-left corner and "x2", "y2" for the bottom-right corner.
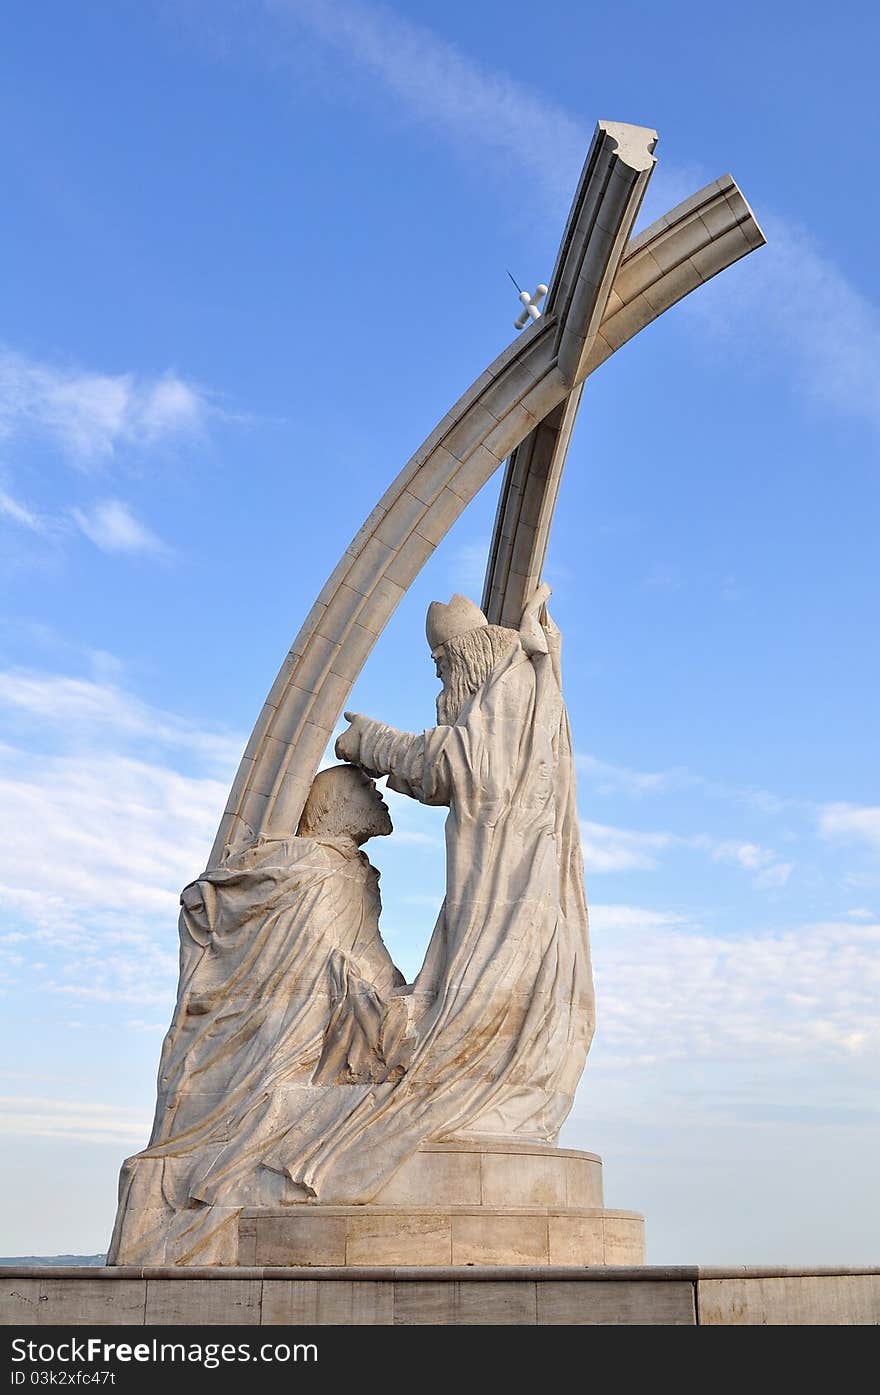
[{"x1": 435, "y1": 624, "x2": 518, "y2": 724}]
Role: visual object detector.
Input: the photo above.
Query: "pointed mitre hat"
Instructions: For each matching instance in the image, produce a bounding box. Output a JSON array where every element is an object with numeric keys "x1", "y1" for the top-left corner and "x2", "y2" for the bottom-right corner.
[{"x1": 426, "y1": 593, "x2": 488, "y2": 655}]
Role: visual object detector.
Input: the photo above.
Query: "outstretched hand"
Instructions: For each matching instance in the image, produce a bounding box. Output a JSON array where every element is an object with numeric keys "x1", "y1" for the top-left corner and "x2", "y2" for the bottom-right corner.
[{"x1": 335, "y1": 710, "x2": 363, "y2": 765}]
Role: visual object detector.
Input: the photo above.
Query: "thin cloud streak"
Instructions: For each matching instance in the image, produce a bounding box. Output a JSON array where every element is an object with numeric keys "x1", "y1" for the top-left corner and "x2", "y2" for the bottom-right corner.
[
  {"x1": 685, "y1": 211, "x2": 880, "y2": 432},
  {"x1": 448, "y1": 538, "x2": 492, "y2": 592},
  {"x1": 272, "y1": 0, "x2": 587, "y2": 207},
  {"x1": 0, "y1": 489, "x2": 47, "y2": 533},
  {"x1": 696, "y1": 837, "x2": 793, "y2": 889},
  {"x1": 3, "y1": 489, "x2": 171, "y2": 563},
  {"x1": 0, "y1": 346, "x2": 209, "y2": 463},
  {"x1": 581, "y1": 820, "x2": 672, "y2": 874},
  {"x1": 581, "y1": 814, "x2": 794, "y2": 889},
  {"x1": 0, "y1": 1095, "x2": 152, "y2": 1145},
  {"x1": 0, "y1": 669, "x2": 243, "y2": 771},
  {"x1": 591, "y1": 909, "x2": 880, "y2": 1066},
  {"x1": 0, "y1": 666, "x2": 242, "y2": 1004},
  {"x1": 261, "y1": 3, "x2": 878, "y2": 434},
  {"x1": 818, "y1": 802, "x2": 880, "y2": 852},
  {"x1": 577, "y1": 750, "x2": 790, "y2": 814},
  {"x1": 577, "y1": 752, "x2": 680, "y2": 798},
  {"x1": 71, "y1": 499, "x2": 169, "y2": 557}
]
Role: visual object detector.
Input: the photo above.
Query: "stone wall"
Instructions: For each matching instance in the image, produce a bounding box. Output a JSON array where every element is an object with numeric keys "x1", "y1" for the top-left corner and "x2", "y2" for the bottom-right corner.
[{"x1": 2, "y1": 1266, "x2": 878, "y2": 1326}]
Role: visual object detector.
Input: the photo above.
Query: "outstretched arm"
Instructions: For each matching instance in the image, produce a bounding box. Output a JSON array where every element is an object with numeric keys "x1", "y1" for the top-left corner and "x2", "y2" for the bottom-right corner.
[
  {"x1": 336, "y1": 711, "x2": 455, "y2": 806},
  {"x1": 336, "y1": 712, "x2": 421, "y2": 781}
]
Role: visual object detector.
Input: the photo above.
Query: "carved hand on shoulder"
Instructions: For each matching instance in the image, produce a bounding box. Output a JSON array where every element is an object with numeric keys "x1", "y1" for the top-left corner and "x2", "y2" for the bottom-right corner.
[{"x1": 520, "y1": 581, "x2": 552, "y2": 656}]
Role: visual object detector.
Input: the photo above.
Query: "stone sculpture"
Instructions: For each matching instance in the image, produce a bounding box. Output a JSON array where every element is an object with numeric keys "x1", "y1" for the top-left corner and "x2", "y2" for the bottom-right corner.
[
  {"x1": 109, "y1": 120, "x2": 765, "y2": 1266},
  {"x1": 108, "y1": 766, "x2": 404, "y2": 1264},
  {"x1": 333, "y1": 584, "x2": 592, "y2": 1150}
]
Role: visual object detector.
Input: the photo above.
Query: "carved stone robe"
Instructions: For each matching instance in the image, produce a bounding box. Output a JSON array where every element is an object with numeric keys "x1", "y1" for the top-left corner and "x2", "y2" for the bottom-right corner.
[
  {"x1": 109, "y1": 616, "x2": 594, "y2": 1250},
  {"x1": 264, "y1": 616, "x2": 595, "y2": 1203},
  {"x1": 107, "y1": 834, "x2": 402, "y2": 1264}
]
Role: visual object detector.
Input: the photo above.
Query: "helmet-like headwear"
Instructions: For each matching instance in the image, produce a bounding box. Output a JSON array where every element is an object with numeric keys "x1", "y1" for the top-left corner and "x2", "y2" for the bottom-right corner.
[{"x1": 425, "y1": 594, "x2": 488, "y2": 657}]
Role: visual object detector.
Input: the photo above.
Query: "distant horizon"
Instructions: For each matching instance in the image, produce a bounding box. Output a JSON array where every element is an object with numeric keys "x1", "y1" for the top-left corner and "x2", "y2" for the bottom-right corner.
[{"x1": 0, "y1": 1255, "x2": 105, "y2": 1267}]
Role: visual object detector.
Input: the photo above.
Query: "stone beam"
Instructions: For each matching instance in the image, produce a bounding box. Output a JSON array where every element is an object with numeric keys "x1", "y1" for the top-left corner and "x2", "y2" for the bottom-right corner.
[
  {"x1": 482, "y1": 175, "x2": 765, "y2": 626},
  {"x1": 207, "y1": 121, "x2": 656, "y2": 865},
  {"x1": 545, "y1": 120, "x2": 657, "y2": 387}
]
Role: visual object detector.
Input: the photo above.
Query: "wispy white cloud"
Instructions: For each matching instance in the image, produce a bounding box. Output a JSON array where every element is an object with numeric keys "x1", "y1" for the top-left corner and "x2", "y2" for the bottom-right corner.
[
  {"x1": 0, "y1": 747, "x2": 226, "y2": 928},
  {"x1": 686, "y1": 211, "x2": 880, "y2": 432},
  {"x1": 2, "y1": 488, "x2": 170, "y2": 566},
  {"x1": 272, "y1": 0, "x2": 587, "y2": 207},
  {"x1": 0, "y1": 669, "x2": 242, "y2": 770},
  {"x1": 577, "y1": 749, "x2": 789, "y2": 815},
  {"x1": 577, "y1": 752, "x2": 678, "y2": 798},
  {"x1": 448, "y1": 538, "x2": 491, "y2": 592},
  {"x1": 0, "y1": 1095, "x2": 151, "y2": 1145},
  {"x1": 0, "y1": 488, "x2": 47, "y2": 533},
  {"x1": 590, "y1": 908, "x2": 880, "y2": 1066},
  {"x1": 580, "y1": 812, "x2": 793, "y2": 889},
  {"x1": 71, "y1": 499, "x2": 168, "y2": 557},
  {"x1": 0, "y1": 667, "x2": 446, "y2": 1006},
  {"x1": 818, "y1": 802, "x2": 880, "y2": 853},
  {"x1": 261, "y1": 4, "x2": 878, "y2": 435},
  {"x1": 589, "y1": 903, "x2": 684, "y2": 934},
  {"x1": 699, "y1": 837, "x2": 793, "y2": 890},
  {"x1": 580, "y1": 820, "x2": 672, "y2": 874},
  {"x1": 165, "y1": 2, "x2": 880, "y2": 457},
  {"x1": 0, "y1": 666, "x2": 243, "y2": 1004},
  {"x1": 391, "y1": 829, "x2": 443, "y2": 848},
  {"x1": 0, "y1": 346, "x2": 208, "y2": 463}
]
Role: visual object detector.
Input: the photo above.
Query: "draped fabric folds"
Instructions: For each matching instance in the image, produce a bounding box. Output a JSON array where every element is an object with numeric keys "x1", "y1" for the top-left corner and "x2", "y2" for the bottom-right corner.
[
  {"x1": 108, "y1": 612, "x2": 594, "y2": 1264},
  {"x1": 108, "y1": 836, "x2": 403, "y2": 1264}
]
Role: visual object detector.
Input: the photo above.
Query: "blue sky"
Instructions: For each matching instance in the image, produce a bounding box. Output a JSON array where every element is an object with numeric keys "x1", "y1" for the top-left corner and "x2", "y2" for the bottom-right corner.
[{"x1": 1, "y1": 0, "x2": 878, "y2": 1263}]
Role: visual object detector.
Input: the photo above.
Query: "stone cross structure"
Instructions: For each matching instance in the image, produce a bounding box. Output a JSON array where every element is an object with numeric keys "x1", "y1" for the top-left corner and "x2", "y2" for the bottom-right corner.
[
  {"x1": 208, "y1": 124, "x2": 763, "y2": 862},
  {"x1": 109, "y1": 122, "x2": 764, "y2": 1268}
]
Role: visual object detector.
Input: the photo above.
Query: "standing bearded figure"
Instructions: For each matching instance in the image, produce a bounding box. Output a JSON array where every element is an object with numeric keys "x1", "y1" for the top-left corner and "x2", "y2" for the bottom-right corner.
[{"x1": 278, "y1": 584, "x2": 596, "y2": 1203}]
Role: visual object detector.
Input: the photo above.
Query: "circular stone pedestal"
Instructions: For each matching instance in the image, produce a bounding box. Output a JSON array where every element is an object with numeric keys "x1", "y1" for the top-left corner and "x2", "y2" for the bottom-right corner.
[{"x1": 238, "y1": 1143, "x2": 645, "y2": 1266}]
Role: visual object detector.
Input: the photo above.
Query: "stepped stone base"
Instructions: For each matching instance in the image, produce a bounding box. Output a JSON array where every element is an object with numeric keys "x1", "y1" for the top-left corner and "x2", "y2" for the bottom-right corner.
[
  {"x1": 238, "y1": 1142, "x2": 644, "y2": 1267},
  {"x1": 239, "y1": 1206, "x2": 643, "y2": 1267}
]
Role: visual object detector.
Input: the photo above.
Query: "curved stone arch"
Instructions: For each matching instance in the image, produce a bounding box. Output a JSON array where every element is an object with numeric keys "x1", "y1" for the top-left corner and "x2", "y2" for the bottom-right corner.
[{"x1": 208, "y1": 136, "x2": 765, "y2": 866}]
